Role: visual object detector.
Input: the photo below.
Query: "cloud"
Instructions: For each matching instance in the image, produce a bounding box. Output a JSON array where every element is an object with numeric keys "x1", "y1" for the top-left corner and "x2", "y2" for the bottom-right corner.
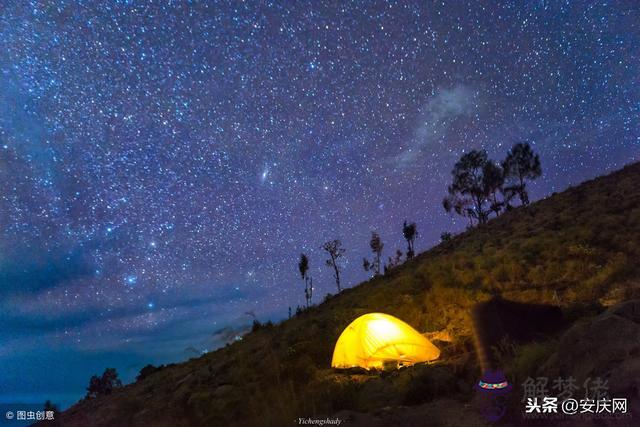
[
  {"x1": 0, "y1": 246, "x2": 95, "y2": 297},
  {"x1": 396, "y1": 84, "x2": 479, "y2": 167},
  {"x1": 0, "y1": 222, "x2": 134, "y2": 299}
]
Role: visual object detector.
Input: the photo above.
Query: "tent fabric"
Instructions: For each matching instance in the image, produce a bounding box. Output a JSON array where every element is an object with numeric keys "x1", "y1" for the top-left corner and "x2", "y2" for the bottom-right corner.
[{"x1": 331, "y1": 313, "x2": 440, "y2": 369}]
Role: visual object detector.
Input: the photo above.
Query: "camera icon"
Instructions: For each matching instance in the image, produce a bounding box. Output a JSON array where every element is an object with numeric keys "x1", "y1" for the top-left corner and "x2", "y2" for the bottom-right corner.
[{"x1": 6, "y1": 411, "x2": 14, "y2": 419}]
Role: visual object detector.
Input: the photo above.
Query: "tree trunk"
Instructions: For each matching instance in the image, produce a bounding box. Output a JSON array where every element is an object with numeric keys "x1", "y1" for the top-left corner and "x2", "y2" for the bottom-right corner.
[
  {"x1": 332, "y1": 256, "x2": 341, "y2": 292},
  {"x1": 519, "y1": 175, "x2": 528, "y2": 205}
]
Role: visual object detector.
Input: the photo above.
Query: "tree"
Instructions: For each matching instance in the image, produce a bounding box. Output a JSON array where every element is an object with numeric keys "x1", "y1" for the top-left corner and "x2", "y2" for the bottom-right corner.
[
  {"x1": 298, "y1": 253, "x2": 309, "y2": 278},
  {"x1": 86, "y1": 368, "x2": 122, "y2": 398},
  {"x1": 385, "y1": 249, "x2": 403, "y2": 273},
  {"x1": 43, "y1": 400, "x2": 60, "y2": 426},
  {"x1": 86, "y1": 375, "x2": 102, "y2": 398},
  {"x1": 443, "y1": 149, "x2": 512, "y2": 226},
  {"x1": 369, "y1": 232, "x2": 384, "y2": 275},
  {"x1": 298, "y1": 253, "x2": 313, "y2": 308},
  {"x1": 502, "y1": 142, "x2": 541, "y2": 206},
  {"x1": 402, "y1": 221, "x2": 418, "y2": 259},
  {"x1": 482, "y1": 160, "x2": 506, "y2": 217},
  {"x1": 440, "y1": 232, "x2": 452, "y2": 242},
  {"x1": 44, "y1": 400, "x2": 58, "y2": 413},
  {"x1": 442, "y1": 193, "x2": 475, "y2": 228},
  {"x1": 136, "y1": 364, "x2": 161, "y2": 382},
  {"x1": 101, "y1": 368, "x2": 122, "y2": 394},
  {"x1": 322, "y1": 239, "x2": 345, "y2": 292}
]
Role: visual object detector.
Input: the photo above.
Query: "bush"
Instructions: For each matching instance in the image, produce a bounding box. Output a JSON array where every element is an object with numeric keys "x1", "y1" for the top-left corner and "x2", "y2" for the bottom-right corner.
[
  {"x1": 136, "y1": 364, "x2": 162, "y2": 382},
  {"x1": 325, "y1": 380, "x2": 361, "y2": 411},
  {"x1": 86, "y1": 368, "x2": 123, "y2": 398},
  {"x1": 403, "y1": 366, "x2": 456, "y2": 405},
  {"x1": 508, "y1": 340, "x2": 558, "y2": 383}
]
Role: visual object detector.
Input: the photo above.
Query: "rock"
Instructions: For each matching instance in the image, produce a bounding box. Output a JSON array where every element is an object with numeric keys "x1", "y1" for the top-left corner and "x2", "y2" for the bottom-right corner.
[
  {"x1": 539, "y1": 299, "x2": 640, "y2": 426},
  {"x1": 542, "y1": 300, "x2": 640, "y2": 380},
  {"x1": 609, "y1": 299, "x2": 640, "y2": 324}
]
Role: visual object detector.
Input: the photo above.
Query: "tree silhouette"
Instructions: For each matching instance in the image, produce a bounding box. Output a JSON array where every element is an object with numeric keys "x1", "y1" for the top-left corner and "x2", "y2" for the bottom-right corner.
[
  {"x1": 86, "y1": 375, "x2": 102, "y2": 398},
  {"x1": 322, "y1": 239, "x2": 345, "y2": 292},
  {"x1": 86, "y1": 368, "x2": 123, "y2": 398},
  {"x1": 136, "y1": 364, "x2": 161, "y2": 382},
  {"x1": 43, "y1": 400, "x2": 60, "y2": 426},
  {"x1": 402, "y1": 221, "x2": 418, "y2": 259},
  {"x1": 369, "y1": 232, "x2": 384, "y2": 275},
  {"x1": 443, "y1": 150, "x2": 493, "y2": 225},
  {"x1": 442, "y1": 193, "x2": 475, "y2": 227},
  {"x1": 502, "y1": 142, "x2": 541, "y2": 206},
  {"x1": 298, "y1": 253, "x2": 309, "y2": 278},
  {"x1": 482, "y1": 160, "x2": 506, "y2": 217},
  {"x1": 44, "y1": 400, "x2": 58, "y2": 413},
  {"x1": 298, "y1": 253, "x2": 313, "y2": 308},
  {"x1": 102, "y1": 368, "x2": 122, "y2": 391},
  {"x1": 440, "y1": 232, "x2": 452, "y2": 242},
  {"x1": 384, "y1": 249, "x2": 403, "y2": 273}
]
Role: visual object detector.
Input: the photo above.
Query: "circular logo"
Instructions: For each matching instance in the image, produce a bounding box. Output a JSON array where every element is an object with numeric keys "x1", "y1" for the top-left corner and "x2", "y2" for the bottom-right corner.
[
  {"x1": 6, "y1": 411, "x2": 14, "y2": 420},
  {"x1": 476, "y1": 370, "x2": 512, "y2": 422}
]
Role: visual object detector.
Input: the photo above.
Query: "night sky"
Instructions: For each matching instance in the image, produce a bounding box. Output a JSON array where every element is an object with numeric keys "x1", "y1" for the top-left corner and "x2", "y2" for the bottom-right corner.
[{"x1": 1, "y1": 1, "x2": 639, "y2": 409}]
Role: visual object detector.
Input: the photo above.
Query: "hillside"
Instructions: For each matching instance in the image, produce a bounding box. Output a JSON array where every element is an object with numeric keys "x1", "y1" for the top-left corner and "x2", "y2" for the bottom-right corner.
[{"x1": 51, "y1": 162, "x2": 640, "y2": 426}]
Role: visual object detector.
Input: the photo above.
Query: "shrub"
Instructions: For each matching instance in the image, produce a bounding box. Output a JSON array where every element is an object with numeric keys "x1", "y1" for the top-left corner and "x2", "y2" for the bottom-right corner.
[
  {"x1": 403, "y1": 365, "x2": 456, "y2": 405},
  {"x1": 86, "y1": 368, "x2": 123, "y2": 398},
  {"x1": 508, "y1": 340, "x2": 558, "y2": 383},
  {"x1": 136, "y1": 364, "x2": 162, "y2": 382}
]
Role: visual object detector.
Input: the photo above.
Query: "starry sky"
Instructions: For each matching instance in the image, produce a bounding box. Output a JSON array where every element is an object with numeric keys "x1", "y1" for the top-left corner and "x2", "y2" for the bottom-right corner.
[{"x1": 1, "y1": 0, "x2": 639, "y2": 409}]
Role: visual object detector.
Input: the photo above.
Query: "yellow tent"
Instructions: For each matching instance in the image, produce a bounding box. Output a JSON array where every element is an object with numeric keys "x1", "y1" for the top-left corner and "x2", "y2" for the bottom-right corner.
[{"x1": 331, "y1": 313, "x2": 440, "y2": 369}]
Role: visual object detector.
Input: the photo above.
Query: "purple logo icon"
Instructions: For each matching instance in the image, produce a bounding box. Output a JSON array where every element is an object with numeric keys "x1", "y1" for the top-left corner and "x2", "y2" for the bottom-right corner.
[{"x1": 475, "y1": 370, "x2": 512, "y2": 422}]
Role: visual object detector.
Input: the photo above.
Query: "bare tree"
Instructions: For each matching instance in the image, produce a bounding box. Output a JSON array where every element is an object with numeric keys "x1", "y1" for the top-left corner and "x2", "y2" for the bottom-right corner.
[{"x1": 322, "y1": 239, "x2": 345, "y2": 292}]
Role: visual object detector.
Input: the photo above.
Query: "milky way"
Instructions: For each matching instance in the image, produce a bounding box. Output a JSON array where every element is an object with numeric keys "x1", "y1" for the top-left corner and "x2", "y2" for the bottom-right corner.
[{"x1": 1, "y1": 1, "x2": 639, "y2": 407}]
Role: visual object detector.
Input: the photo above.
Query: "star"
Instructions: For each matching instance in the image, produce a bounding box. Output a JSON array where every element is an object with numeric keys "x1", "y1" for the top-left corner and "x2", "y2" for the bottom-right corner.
[{"x1": 0, "y1": 0, "x2": 637, "y2": 410}]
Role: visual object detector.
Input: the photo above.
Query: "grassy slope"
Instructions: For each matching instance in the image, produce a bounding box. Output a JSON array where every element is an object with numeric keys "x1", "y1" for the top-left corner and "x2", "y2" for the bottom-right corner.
[{"x1": 57, "y1": 162, "x2": 640, "y2": 426}]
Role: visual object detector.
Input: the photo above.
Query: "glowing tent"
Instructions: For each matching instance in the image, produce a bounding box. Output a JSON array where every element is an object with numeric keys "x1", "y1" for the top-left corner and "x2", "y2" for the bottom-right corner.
[{"x1": 331, "y1": 313, "x2": 440, "y2": 369}]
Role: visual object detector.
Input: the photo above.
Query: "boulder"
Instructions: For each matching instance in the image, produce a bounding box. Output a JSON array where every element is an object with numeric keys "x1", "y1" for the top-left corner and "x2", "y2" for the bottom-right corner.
[{"x1": 539, "y1": 299, "x2": 640, "y2": 426}]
